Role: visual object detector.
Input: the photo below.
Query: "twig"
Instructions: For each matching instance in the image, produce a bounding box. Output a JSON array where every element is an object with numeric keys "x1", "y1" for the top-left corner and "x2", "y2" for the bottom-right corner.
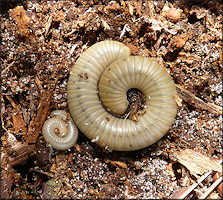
[
  {"x1": 6, "y1": 95, "x2": 20, "y2": 109},
  {"x1": 177, "y1": 159, "x2": 222, "y2": 199},
  {"x1": 176, "y1": 84, "x2": 222, "y2": 116},
  {"x1": 177, "y1": 170, "x2": 212, "y2": 198},
  {"x1": 123, "y1": 111, "x2": 130, "y2": 121},
  {"x1": 1, "y1": 61, "x2": 15, "y2": 74},
  {"x1": 120, "y1": 24, "x2": 128, "y2": 39},
  {"x1": 34, "y1": 75, "x2": 43, "y2": 91},
  {"x1": 31, "y1": 167, "x2": 54, "y2": 178},
  {"x1": 199, "y1": 176, "x2": 222, "y2": 199}
]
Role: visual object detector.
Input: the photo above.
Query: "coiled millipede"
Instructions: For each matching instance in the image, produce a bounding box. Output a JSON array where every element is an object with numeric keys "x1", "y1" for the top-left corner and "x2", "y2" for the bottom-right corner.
[
  {"x1": 42, "y1": 110, "x2": 78, "y2": 150},
  {"x1": 67, "y1": 40, "x2": 177, "y2": 151}
]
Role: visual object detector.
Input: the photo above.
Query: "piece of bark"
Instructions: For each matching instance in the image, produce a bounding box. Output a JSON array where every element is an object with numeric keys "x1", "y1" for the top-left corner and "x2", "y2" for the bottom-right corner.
[
  {"x1": 176, "y1": 84, "x2": 222, "y2": 116},
  {"x1": 8, "y1": 143, "x2": 35, "y2": 167},
  {"x1": 5, "y1": 132, "x2": 35, "y2": 166},
  {"x1": 12, "y1": 109, "x2": 27, "y2": 134},
  {"x1": 6, "y1": 96, "x2": 27, "y2": 134},
  {"x1": 212, "y1": 172, "x2": 223, "y2": 198},
  {"x1": 171, "y1": 149, "x2": 222, "y2": 176},
  {"x1": 26, "y1": 90, "x2": 52, "y2": 144}
]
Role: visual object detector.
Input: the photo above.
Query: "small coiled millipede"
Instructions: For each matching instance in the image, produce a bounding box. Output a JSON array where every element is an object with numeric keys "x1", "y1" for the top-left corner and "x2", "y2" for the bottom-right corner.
[
  {"x1": 67, "y1": 40, "x2": 177, "y2": 151},
  {"x1": 42, "y1": 110, "x2": 78, "y2": 150}
]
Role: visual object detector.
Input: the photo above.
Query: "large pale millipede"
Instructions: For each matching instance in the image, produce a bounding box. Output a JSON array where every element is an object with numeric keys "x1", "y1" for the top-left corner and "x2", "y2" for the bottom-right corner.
[{"x1": 67, "y1": 40, "x2": 177, "y2": 151}]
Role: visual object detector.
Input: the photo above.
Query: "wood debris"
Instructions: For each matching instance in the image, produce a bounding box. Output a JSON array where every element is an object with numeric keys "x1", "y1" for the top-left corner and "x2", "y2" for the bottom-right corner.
[
  {"x1": 8, "y1": 142, "x2": 35, "y2": 167},
  {"x1": 9, "y1": 6, "x2": 32, "y2": 37},
  {"x1": 176, "y1": 84, "x2": 222, "y2": 116},
  {"x1": 45, "y1": 15, "x2": 53, "y2": 37},
  {"x1": 168, "y1": 187, "x2": 188, "y2": 199},
  {"x1": 6, "y1": 96, "x2": 27, "y2": 135},
  {"x1": 169, "y1": 159, "x2": 222, "y2": 199},
  {"x1": 167, "y1": 33, "x2": 189, "y2": 52},
  {"x1": 1, "y1": 61, "x2": 15, "y2": 74},
  {"x1": 105, "y1": 160, "x2": 127, "y2": 169},
  {"x1": 173, "y1": 93, "x2": 183, "y2": 107},
  {"x1": 4, "y1": 132, "x2": 35, "y2": 166},
  {"x1": 171, "y1": 149, "x2": 222, "y2": 176},
  {"x1": 26, "y1": 90, "x2": 52, "y2": 144},
  {"x1": 212, "y1": 172, "x2": 223, "y2": 198},
  {"x1": 177, "y1": 52, "x2": 201, "y2": 64},
  {"x1": 199, "y1": 174, "x2": 222, "y2": 199}
]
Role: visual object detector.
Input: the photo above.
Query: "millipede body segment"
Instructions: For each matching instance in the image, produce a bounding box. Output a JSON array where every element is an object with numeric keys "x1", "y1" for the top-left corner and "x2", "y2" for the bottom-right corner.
[{"x1": 67, "y1": 40, "x2": 177, "y2": 151}]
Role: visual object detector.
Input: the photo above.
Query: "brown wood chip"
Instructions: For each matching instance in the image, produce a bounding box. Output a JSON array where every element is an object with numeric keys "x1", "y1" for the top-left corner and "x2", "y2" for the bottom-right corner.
[
  {"x1": 8, "y1": 143, "x2": 35, "y2": 167},
  {"x1": 12, "y1": 109, "x2": 27, "y2": 134},
  {"x1": 26, "y1": 90, "x2": 52, "y2": 144},
  {"x1": 171, "y1": 149, "x2": 222, "y2": 176},
  {"x1": 6, "y1": 95, "x2": 27, "y2": 134},
  {"x1": 106, "y1": 160, "x2": 128, "y2": 168}
]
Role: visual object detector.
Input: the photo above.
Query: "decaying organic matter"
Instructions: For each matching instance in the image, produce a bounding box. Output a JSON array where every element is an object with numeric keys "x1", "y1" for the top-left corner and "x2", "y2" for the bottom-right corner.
[{"x1": 1, "y1": 1, "x2": 222, "y2": 199}]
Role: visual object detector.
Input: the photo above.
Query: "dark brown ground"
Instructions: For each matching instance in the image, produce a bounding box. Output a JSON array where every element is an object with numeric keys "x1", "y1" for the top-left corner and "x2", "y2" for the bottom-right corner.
[{"x1": 1, "y1": 1, "x2": 222, "y2": 199}]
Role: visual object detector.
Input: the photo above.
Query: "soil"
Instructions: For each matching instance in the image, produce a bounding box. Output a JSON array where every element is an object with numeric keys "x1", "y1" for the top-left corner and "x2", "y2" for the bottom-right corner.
[{"x1": 1, "y1": 1, "x2": 222, "y2": 199}]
